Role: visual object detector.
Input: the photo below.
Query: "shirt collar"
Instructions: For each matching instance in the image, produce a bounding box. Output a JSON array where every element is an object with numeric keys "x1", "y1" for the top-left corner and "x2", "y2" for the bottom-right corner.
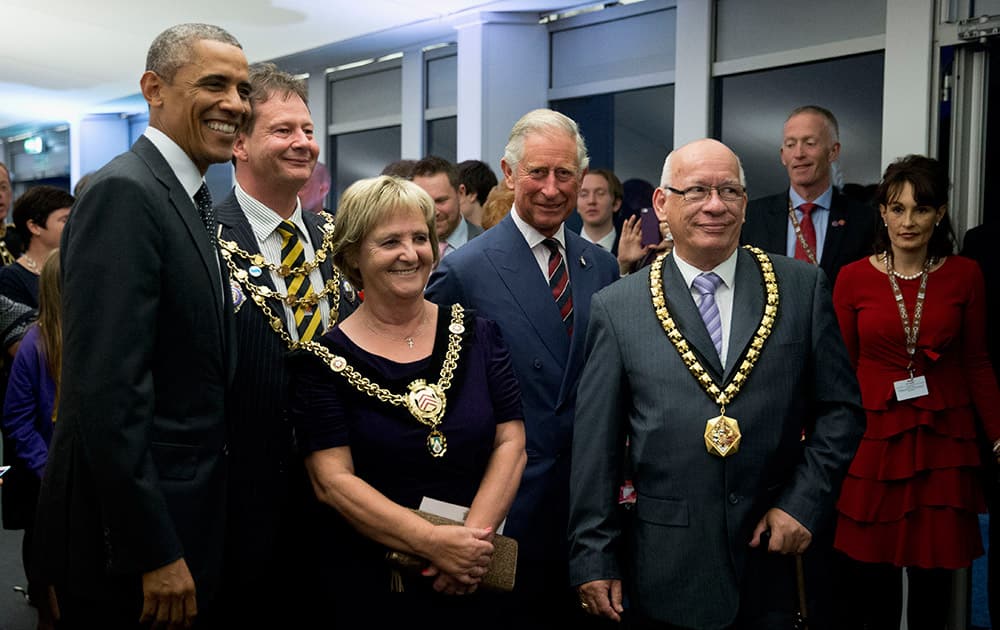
[
  {"x1": 234, "y1": 181, "x2": 308, "y2": 244},
  {"x1": 789, "y1": 185, "x2": 833, "y2": 212},
  {"x1": 510, "y1": 205, "x2": 567, "y2": 251},
  {"x1": 446, "y1": 217, "x2": 470, "y2": 249},
  {"x1": 143, "y1": 127, "x2": 204, "y2": 199},
  {"x1": 673, "y1": 248, "x2": 739, "y2": 291}
]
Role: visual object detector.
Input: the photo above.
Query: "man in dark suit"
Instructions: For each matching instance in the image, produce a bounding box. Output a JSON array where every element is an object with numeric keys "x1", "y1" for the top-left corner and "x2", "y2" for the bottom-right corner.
[
  {"x1": 962, "y1": 222, "x2": 1000, "y2": 625},
  {"x1": 569, "y1": 139, "x2": 864, "y2": 629},
  {"x1": 34, "y1": 23, "x2": 249, "y2": 627},
  {"x1": 741, "y1": 105, "x2": 876, "y2": 286},
  {"x1": 411, "y1": 155, "x2": 483, "y2": 259},
  {"x1": 426, "y1": 108, "x2": 620, "y2": 627},
  {"x1": 213, "y1": 63, "x2": 357, "y2": 626}
]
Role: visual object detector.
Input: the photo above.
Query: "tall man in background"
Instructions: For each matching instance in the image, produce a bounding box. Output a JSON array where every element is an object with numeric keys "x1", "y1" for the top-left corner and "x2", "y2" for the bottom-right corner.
[
  {"x1": 741, "y1": 105, "x2": 876, "y2": 286},
  {"x1": 35, "y1": 23, "x2": 249, "y2": 627}
]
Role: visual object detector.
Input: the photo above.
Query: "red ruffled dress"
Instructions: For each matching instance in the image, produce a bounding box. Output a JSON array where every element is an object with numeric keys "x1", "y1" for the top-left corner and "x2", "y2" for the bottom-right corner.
[{"x1": 832, "y1": 256, "x2": 1000, "y2": 569}]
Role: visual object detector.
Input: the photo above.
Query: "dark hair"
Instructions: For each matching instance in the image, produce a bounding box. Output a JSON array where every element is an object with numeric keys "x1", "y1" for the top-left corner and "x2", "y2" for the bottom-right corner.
[
  {"x1": 622, "y1": 178, "x2": 655, "y2": 213},
  {"x1": 243, "y1": 62, "x2": 309, "y2": 135},
  {"x1": 13, "y1": 186, "x2": 74, "y2": 243},
  {"x1": 457, "y1": 160, "x2": 498, "y2": 205},
  {"x1": 874, "y1": 154, "x2": 954, "y2": 259},
  {"x1": 587, "y1": 168, "x2": 623, "y2": 202},
  {"x1": 380, "y1": 159, "x2": 417, "y2": 178},
  {"x1": 411, "y1": 155, "x2": 459, "y2": 190},
  {"x1": 146, "y1": 24, "x2": 242, "y2": 84}
]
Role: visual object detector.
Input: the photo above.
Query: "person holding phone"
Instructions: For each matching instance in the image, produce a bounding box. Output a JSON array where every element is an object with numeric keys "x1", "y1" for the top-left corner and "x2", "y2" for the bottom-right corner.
[{"x1": 616, "y1": 207, "x2": 673, "y2": 275}]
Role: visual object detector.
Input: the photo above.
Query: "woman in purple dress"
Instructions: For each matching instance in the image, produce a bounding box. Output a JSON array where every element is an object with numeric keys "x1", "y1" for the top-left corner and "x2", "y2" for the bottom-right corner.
[{"x1": 288, "y1": 175, "x2": 526, "y2": 627}]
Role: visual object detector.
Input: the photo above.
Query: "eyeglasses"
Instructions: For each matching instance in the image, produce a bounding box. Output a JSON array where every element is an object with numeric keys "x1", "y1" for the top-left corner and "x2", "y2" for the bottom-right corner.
[{"x1": 665, "y1": 185, "x2": 746, "y2": 203}]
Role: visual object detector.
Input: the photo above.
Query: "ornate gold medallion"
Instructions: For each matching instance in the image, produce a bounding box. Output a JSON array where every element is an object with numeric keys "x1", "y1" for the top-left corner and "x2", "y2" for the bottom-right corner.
[
  {"x1": 649, "y1": 246, "x2": 779, "y2": 458},
  {"x1": 704, "y1": 414, "x2": 741, "y2": 457},
  {"x1": 299, "y1": 304, "x2": 466, "y2": 459}
]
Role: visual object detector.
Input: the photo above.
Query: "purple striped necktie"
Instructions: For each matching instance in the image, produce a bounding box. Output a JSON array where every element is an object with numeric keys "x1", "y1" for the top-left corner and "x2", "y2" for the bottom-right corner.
[{"x1": 692, "y1": 272, "x2": 723, "y2": 357}]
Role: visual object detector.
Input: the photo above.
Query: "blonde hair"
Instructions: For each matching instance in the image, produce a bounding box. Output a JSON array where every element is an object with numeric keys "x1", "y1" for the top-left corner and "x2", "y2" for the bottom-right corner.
[
  {"x1": 37, "y1": 249, "x2": 62, "y2": 398},
  {"x1": 480, "y1": 184, "x2": 515, "y2": 230},
  {"x1": 331, "y1": 176, "x2": 436, "y2": 290}
]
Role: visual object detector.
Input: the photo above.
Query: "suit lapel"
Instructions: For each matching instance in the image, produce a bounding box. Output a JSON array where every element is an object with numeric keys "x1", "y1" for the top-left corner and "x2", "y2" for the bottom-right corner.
[
  {"x1": 724, "y1": 249, "x2": 764, "y2": 380},
  {"x1": 132, "y1": 137, "x2": 225, "y2": 325},
  {"x1": 764, "y1": 195, "x2": 791, "y2": 255},
  {"x1": 486, "y1": 217, "x2": 570, "y2": 366},
  {"x1": 559, "y1": 234, "x2": 601, "y2": 402},
  {"x1": 819, "y1": 190, "x2": 848, "y2": 277},
  {"x1": 661, "y1": 255, "x2": 724, "y2": 378},
  {"x1": 215, "y1": 193, "x2": 279, "y2": 295}
]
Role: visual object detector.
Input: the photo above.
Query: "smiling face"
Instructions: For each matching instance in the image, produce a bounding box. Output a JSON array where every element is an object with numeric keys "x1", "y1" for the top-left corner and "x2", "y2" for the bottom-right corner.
[
  {"x1": 654, "y1": 140, "x2": 746, "y2": 271},
  {"x1": 355, "y1": 207, "x2": 434, "y2": 303},
  {"x1": 502, "y1": 130, "x2": 583, "y2": 237},
  {"x1": 142, "y1": 38, "x2": 251, "y2": 174},
  {"x1": 780, "y1": 111, "x2": 840, "y2": 200},
  {"x1": 412, "y1": 171, "x2": 463, "y2": 241},
  {"x1": 233, "y1": 92, "x2": 318, "y2": 200},
  {"x1": 880, "y1": 181, "x2": 946, "y2": 260},
  {"x1": 577, "y1": 172, "x2": 620, "y2": 231}
]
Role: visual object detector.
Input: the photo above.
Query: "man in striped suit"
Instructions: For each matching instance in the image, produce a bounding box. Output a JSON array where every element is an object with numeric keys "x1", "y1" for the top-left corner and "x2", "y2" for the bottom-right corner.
[{"x1": 213, "y1": 63, "x2": 357, "y2": 625}]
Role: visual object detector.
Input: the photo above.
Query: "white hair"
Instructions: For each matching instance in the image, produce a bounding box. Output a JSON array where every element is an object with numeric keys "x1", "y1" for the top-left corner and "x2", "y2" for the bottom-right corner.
[{"x1": 502, "y1": 109, "x2": 589, "y2": 173}]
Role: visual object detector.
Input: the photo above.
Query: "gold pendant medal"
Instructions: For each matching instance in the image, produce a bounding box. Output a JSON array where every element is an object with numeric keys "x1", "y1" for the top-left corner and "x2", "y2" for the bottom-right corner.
[
  {"x1": 704, "y1": 413, "x2": 741, "y2": 457},
  {"x1": 405, "y1": 380, "x2": 448, "y2": 457}
]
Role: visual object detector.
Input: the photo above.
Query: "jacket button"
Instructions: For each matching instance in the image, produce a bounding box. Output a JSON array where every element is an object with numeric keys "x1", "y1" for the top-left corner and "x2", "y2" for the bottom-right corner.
[
  {"x1": 728, "y1": 493, "x2": 739, "y2": 504},
  {"x1": 533, "y1": 359, "x2": 542, "y2": 369}
]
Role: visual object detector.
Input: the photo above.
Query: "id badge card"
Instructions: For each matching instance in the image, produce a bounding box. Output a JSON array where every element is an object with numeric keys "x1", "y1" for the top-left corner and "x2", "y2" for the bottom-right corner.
[{"x1": 894, "y1": 375, "x2": 929, "y2": 401}]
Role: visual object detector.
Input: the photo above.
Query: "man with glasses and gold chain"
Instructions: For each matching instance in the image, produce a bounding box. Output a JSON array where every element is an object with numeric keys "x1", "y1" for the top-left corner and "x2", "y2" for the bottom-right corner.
[
  {"x1": 568, "y1": 139, "x2": 864, "y2": 629},
  {"x1": 213, "y1": 63, "x2": 357, "y2": 626}
]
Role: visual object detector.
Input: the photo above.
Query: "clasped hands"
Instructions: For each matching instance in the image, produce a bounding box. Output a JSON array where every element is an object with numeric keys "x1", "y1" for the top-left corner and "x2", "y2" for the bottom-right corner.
[
  {"x1": 420, "y1": 524, "x2": 494, "y2": 595},
  {"x1": 577, "y1": 508, "x2": 811, "y2": 622}
]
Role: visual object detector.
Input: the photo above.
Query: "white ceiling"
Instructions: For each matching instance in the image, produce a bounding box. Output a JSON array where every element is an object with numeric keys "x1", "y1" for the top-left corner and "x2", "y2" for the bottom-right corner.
[{"x1": 0, "y1": 0, "x2": 588, "y2": 134}]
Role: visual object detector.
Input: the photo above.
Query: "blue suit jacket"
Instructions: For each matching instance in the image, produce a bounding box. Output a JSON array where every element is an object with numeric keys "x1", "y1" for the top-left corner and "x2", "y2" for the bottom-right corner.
[{"x1": 426, "y1": 213, "x2": 619, "y2": 593}]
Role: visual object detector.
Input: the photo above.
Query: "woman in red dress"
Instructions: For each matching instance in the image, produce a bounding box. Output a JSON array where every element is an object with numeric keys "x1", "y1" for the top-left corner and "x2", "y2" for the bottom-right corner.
[{"x1": 832, "y1": 155, "x2": 1000, "y2": 629}]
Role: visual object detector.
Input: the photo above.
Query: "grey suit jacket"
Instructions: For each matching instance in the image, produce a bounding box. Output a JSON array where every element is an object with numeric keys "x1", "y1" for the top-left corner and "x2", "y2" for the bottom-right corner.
[
  {"x1": 742, "y1": 188, "x2": 877, "y2": 286},
  {"x1": 36, "y1": 136, "x2": 236, "y2": 608},
  {"x1": 567, "y1": 248, "x2": 863, "y2": 628}
]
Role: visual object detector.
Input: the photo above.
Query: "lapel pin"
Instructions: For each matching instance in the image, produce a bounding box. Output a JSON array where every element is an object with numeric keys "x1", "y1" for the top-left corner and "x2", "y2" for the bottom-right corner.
[
  {"x1": 248, "y1": 265, "x2": 263, "y2": 278},
  {"x1": 579, "y1": 256, "x2": 587, "y2": 268}
]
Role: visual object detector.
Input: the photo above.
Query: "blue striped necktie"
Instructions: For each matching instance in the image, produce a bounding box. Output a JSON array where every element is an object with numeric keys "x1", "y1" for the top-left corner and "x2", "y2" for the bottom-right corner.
[{"x1": 692, "y1": 272, "x2": 723, "y2": 357}]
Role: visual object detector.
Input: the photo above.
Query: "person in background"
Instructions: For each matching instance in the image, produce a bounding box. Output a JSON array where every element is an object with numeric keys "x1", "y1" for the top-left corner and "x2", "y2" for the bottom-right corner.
[
  {"x1": 457, "y1": 159, "x2": 498, "y2": 228},
  {"x1": 742, "y1": 105, "x2": 876, "y2": 286},
  {"x1": 480, "y1": 184, "x2": 515, "y2": 231},
  {"x1": 288, "y1": 175, "x2": 526, "y2": 628},
  {"x1": 299, "y1": 161, "x2": 331, "y2": 214},
  {"x1": 0, "y1": 162, "x2": 23, "y2": 265},
  {"x1": 382, "y1": 159, "x2": 417, "y2": 179},
  {"x1": 412, "y1": 156, "x2": 483, "y2": 260},
  {"x1": 2, "y1": 249, "x2": 60, "y2": 630},
  {"x1": 961, "y1": 218, "x2": 1000, "y2": 626},
  {"x1": 0, "y1": 187, "x2": 72, "y2": 308},
  {"x1": 577, "y1": 168, "x2": 623, "y2": 255},
  {"x1": 832, "y1": 155, "x2": 1000, "y2": 629}
]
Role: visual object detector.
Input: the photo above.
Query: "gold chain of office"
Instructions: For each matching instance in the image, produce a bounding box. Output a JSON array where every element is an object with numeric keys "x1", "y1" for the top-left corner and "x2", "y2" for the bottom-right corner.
[
  {"x1": 649, "y1": 245, "x2": 778, "y2": 408},
  {"x1": 297, "y1": 303, "x2": 466, "y2": 458},
  {"x1": 220, "y1": 211, "x2": 337, "y2": 278}
]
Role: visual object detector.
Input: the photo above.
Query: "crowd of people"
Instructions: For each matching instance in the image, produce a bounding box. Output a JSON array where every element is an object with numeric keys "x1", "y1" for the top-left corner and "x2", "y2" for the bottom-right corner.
[{"x1": 0, "y1": 21, "x2": 998, "y2": 630}]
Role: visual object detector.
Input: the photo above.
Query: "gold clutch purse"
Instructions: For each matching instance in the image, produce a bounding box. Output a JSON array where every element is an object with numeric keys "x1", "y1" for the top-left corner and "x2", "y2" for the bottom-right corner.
[{"x1": 385, "y1": 510, "x2": 517, "y2": 592}]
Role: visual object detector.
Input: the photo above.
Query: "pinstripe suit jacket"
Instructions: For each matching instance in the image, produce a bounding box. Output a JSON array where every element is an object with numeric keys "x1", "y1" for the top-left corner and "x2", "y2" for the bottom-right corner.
[
  {"x1": 214, "y1": 192, "x2": 357, "y2": 583},
  {"x1": 568, "y1": 248, "x2": 864, "y2": 628}
]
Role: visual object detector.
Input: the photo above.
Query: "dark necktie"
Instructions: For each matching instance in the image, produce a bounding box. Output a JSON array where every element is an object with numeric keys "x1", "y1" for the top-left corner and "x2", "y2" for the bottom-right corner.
[
  {"x1": 794, "y1": 202, "x2": 817, "y2": 262},
  {"x1": 692, "y1": 272, "x2": 723, "y2": 357},
  {"x1": 275, "y1": 220, "x2": 322, "y2": 342},
  {"x1": 542, "y1": 238, "x2": 573, "y2": 336},
  {"x1": 194, "y1": 183, "x2": 217, "y2": 246}
]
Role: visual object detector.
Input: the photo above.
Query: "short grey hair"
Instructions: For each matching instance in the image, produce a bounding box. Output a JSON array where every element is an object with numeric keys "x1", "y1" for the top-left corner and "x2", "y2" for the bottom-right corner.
[
  {"x1": 502, "y1": 109, "x2": 589, "y2": 174},
  {"x1": 659, "y1": 141, "x2": 747, "y2": 188},
  {"x1": 146, "y1": 23, "x2": 242, "y2": 83},
  {"x1": 786, "y1": 105, "x2": 840, "y2": 143}
]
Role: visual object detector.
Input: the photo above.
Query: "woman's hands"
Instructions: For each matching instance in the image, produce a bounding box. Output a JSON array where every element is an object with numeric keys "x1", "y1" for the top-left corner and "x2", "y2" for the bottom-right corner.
[{"x1": 420, "y1": 524, "x2": 494, "y2": 595}]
